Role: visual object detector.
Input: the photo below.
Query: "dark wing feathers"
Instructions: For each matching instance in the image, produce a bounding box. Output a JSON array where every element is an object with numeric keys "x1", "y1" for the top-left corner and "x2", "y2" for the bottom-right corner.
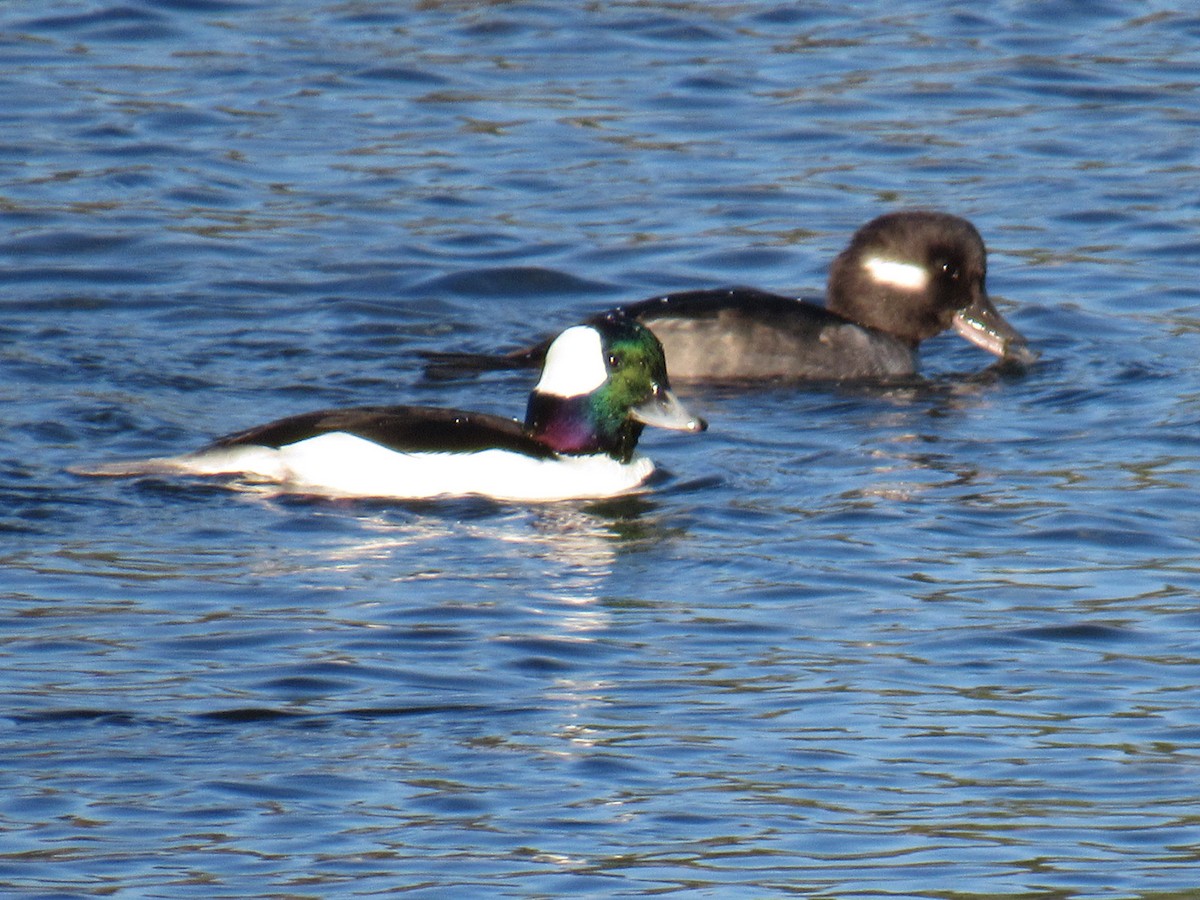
[
  {"x1": 208, "y1": 405, "x2": 557, "y2": 459},
  {"x1": 615, "y1": 287, "x2": 832, "y2": 326}
]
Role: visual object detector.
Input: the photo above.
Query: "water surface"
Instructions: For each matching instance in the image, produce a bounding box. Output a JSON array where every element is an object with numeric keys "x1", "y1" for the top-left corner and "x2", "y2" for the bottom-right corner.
[{"x1": 2, "y1": 2, "x2": 1200, "y2": 897}]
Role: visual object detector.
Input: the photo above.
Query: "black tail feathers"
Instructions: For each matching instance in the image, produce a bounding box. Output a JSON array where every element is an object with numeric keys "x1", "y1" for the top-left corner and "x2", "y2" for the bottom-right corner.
[{"x1": 420, "y1": 346, "x2": 546, "y2": 381}]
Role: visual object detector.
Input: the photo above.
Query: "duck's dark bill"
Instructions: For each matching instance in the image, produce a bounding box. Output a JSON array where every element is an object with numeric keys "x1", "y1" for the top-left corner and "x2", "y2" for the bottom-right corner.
[
  {"x1": 952, "y1": 293, "x2": 1039, "y2": 365},
  {"x1": 631, "y1": 387, "x2": 707, "y2": 433}
]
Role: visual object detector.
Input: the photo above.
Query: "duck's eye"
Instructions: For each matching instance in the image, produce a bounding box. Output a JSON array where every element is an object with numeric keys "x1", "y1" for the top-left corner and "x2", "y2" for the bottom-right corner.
[
  {"x1": 607, "y1": 352, "x2": 623, "y2": 369},
  {"x1": 940, "y1": 261, "x2": 960, "y2": 281}
]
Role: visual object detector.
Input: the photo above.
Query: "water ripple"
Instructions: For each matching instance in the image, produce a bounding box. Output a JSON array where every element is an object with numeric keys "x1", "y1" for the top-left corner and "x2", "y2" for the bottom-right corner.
[{"x1": 2, "y1": 1, "x2": 1200, "y2": 897}]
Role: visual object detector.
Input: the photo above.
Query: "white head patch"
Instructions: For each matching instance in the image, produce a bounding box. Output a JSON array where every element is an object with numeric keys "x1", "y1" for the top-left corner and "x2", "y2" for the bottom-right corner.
[
  {"x1": 534, "y1": 325, "x2": 608, "y2": 398},
  {"x1": 863, "y1": 256, "x2": 929, "y2": 291}
]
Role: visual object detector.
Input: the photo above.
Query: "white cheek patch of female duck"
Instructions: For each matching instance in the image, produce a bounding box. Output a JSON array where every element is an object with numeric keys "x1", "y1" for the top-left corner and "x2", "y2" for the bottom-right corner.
[
  {"x1": 533, "y1": 325, "x2": 608, "y2": 398},
  {"x1": 863, "y1": 256, "x2": 930, "y2": 291},
  {"x1": 194, "y1": 431, "x2": 655, "y2": 501}
]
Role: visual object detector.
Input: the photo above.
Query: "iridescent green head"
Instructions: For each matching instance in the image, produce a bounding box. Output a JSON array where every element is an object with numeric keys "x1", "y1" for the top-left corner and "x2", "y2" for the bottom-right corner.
[{"x1": 524, "y1": 314, "x2": 706, "y2": 461}]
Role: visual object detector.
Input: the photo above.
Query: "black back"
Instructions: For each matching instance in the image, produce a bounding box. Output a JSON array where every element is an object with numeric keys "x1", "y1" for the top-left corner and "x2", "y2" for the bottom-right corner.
[
  {"x1": 207, "y1": 405, "x2": 557, "y2": 460},
  {"x1": 616, "y1": 287, "x2": 834, "y2": 328}
]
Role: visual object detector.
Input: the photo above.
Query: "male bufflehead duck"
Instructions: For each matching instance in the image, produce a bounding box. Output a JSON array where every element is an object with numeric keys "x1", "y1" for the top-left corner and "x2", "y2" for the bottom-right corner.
[
  {"x1": 424, "y1": 211, "x2": 1037, "y2": 382},
  {"x1": 75, "y1": 317, "x2": 707, "y2": 502}
]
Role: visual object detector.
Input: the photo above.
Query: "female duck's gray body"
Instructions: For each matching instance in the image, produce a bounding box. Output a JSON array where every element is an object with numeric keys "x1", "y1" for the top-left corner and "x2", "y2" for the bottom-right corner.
[
  {"x1": 425, "y1": 211, "x2": 1037, "y2": 383},
  {"x1": 75, "y1": 316, "x2": 706, "y2": 502},
  {"x1": 625, "y1": 288, "x2": 918, "y2": 381}
]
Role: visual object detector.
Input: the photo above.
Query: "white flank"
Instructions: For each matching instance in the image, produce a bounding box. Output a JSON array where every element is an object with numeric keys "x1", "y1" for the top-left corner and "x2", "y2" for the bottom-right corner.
[
  {"x1": 76, "y1": 432, "x2": 656, "y2": 501},
  {"x1": 534, "y1": 325, "x2": 607, "y2": 398},
  {"x1": 69, "y1": 444, "x2": 287, "y2": 480},
  {"x1": 863, "y1": 256, "x2": 929, "y2": 291},
  {"x1": 273, "y1": 433, "x2": 655, "y2": 500}
]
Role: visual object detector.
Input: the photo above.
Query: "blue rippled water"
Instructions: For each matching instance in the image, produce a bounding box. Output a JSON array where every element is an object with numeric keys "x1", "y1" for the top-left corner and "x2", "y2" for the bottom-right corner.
[{"x1": 3, "y1": 2, "x2": 1200, "y2": 897}]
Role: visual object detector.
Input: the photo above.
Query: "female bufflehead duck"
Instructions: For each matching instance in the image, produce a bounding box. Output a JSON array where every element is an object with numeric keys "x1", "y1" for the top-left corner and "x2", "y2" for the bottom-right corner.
[
  {"x1": 76, "y1": 317, "x2": 707, "y2": 502},
  {"x1": 425, "y1": 211, "x2": 1037, "y2": 382}
]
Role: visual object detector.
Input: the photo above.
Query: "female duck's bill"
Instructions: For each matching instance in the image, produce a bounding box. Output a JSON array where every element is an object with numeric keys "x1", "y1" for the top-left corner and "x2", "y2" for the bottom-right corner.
[{"x1": 72, "y1": 317, "x2": 706, "y2": 502}]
